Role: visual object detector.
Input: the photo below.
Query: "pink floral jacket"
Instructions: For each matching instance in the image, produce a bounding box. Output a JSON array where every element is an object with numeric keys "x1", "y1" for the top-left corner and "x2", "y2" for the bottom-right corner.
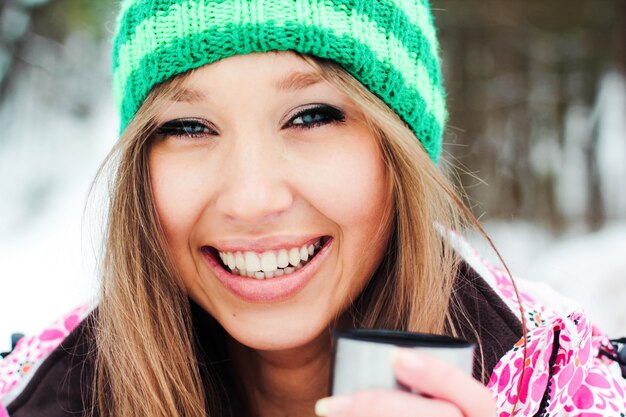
[{"x1": 1, "y1": 249, "x2": 625, "y2": 416}]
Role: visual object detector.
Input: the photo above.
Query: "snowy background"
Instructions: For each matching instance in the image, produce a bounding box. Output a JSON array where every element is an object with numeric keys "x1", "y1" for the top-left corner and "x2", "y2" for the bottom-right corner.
[{"x1": 1, "y1": 0, "x2": 625, "y2": 353}]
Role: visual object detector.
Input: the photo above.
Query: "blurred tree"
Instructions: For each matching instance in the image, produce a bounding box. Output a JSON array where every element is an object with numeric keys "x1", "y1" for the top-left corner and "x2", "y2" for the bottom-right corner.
[
  {"x1": 0, "y1": 0, "x2": 115, "y2": 230},
  {"x1": 0, "y1": 0, "x2": 113, "y2": 99},
  {"x1": 436, "y1": 0, "x2": 625, "y2": 231}
]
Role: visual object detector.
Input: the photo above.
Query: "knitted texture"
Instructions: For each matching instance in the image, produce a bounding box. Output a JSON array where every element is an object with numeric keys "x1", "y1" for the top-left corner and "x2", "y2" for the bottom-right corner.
[{"x1": 112, "y1": 0, "x2": 447, "y2": 162}]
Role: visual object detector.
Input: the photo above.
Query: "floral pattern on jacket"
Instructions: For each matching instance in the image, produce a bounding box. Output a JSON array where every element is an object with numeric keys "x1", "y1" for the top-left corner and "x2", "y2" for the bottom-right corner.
[{"x1": 480, "y1": 259, "x2": 626, "y2": 416}]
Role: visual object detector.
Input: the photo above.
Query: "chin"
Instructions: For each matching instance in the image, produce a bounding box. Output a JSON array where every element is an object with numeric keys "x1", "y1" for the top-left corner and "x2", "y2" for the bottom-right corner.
[{"x1": 222, "y1": 313, "x2": 331, "y2": 352}]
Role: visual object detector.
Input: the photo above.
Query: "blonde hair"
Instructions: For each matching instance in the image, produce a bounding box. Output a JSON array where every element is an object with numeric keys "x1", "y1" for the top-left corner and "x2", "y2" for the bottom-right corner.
[{"x1": 94, "y1": 55, "x2": 494, "y2": 417}]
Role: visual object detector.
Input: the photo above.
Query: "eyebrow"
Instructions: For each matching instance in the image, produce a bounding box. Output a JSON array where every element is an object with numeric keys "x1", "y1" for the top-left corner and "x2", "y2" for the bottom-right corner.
[
  {"x1": 275, "y1": 71, "x2": 324, "y2": 91},
  {"x1": 168, "y1": 71, "x2": 323, "y2": 102},
  {"x1": 170, "y1": 88, "x2": 206, "y2": 103}
]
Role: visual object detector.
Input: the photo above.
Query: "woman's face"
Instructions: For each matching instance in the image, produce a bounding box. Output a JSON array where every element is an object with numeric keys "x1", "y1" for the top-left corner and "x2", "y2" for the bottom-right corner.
[{"x1": 149, "y1": 52, "x2": 391, "y2": 351}]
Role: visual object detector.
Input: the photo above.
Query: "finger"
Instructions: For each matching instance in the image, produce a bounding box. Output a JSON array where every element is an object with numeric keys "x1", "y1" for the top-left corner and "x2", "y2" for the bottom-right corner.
[
  {"x1": 315, "y1": 389, "x2": 463, "y2": 417},
  {"x1": 392, "y1": 348, "x2": 495, "y2": 417}
]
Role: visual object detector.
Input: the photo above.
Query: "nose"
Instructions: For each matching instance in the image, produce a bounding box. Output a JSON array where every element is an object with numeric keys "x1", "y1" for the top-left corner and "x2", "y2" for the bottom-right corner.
[{"x1": 214, "y1": 133, "x2": 293, "y2": 225}]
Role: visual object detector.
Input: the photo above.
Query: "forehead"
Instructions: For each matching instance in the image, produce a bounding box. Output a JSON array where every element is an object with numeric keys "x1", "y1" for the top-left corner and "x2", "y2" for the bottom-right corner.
[{"x1": 159, "y1": 52, "x2": 340, "y2": 108}]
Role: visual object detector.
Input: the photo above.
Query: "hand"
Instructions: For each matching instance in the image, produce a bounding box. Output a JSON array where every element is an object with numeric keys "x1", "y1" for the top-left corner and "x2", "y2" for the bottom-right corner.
[{"x1": 315, "y1": 348, "x2": 495, "y2": 417}]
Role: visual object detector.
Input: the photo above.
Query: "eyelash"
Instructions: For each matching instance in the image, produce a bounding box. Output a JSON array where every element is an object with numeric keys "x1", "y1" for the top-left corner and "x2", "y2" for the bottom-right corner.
[
  {"x1": 154, "y1": 118, "x2": 217, "y2": 139},
  {"x1": 154, "y1": 105, "x2": 345, "y2": 139},
  {"x1": 285, "y1": 104, "x2": 346, "y2": 129}
]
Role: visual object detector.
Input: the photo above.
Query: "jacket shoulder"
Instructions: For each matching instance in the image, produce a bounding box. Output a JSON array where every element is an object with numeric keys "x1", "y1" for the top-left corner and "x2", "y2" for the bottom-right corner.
[{"x1": 0, "y1": 304, "x2": 94, "y2": 416}]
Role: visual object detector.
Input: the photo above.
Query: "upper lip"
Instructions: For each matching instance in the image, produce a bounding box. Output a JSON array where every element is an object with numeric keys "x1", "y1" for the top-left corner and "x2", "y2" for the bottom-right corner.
[{"x1": 206, "y1": 235, "x2": 328, "y2": 253}]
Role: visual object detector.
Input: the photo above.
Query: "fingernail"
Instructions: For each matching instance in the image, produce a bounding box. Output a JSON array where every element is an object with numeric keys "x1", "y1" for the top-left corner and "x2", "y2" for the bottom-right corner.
[
  {"x1": 391, "y1": 347, "x2": 424, "y2": 371},
  {"x1": 315, "y1": 396, "x2": 352, "y2": 416}
]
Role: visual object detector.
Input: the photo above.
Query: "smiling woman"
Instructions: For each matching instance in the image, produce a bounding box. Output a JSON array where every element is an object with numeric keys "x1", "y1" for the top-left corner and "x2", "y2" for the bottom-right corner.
[
  {"x1": 96, "y1": 49, "x2": 475, "y2": 417},
  {"x1": 1, "y1": 1, "x2": 625, "y2": 417}
]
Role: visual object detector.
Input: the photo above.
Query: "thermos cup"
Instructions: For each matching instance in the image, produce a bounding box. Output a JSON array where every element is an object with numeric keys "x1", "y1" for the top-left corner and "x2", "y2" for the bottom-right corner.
[{"x1": 331, "y1": 329, "x2": 475, "y2": 395}]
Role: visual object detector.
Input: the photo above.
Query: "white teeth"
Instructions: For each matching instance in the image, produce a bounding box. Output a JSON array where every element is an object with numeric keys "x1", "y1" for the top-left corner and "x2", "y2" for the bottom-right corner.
[
  {"x1": 288, "y1": 248, "x2": 301, "y2": 266},
  {"x1": 217, "y1": 238, "x2": 324, "y2": 278},
  {"x1": 226, "y1": 253, "x2": 236, "y2": 270},
  {"x1": 261, "y1": 251, "x2": 278, "y2": 272},
  {"x1": 235, "y1": 252, "x2": 245, "y2": 270},
  {"x1": 299, "y1": 246, "x2": 309, "y2": 262},
  {"x1": 244, "y1": 251, "x2": 261, "y2": 272},
  {"x1": 277, "y1": 249, "x2": 289, "y2": 268}
]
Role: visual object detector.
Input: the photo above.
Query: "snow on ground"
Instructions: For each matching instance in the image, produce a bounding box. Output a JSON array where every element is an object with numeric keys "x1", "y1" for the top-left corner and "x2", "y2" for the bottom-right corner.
[
  {"x1": 0, "y1": 175, "x2": 100, "y2": 353},
  {"x1": 0, "y1": 88, "x2": 114, "y2": 353},
  {"x1": 470, "y1": 221, "x2": 626, "y2": 336}
]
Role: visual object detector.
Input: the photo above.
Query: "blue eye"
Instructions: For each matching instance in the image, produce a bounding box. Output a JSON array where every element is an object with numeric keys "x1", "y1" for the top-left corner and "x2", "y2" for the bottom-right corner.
[
  {"x1": 155, "y1": 119, "x2": 216, "y2": 138},
  {"x1": 287, "y1": 105, "x2": 345, "y2": 129}
]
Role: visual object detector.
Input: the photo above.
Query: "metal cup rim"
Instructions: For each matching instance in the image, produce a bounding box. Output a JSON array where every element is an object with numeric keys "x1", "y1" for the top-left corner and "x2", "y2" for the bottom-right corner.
[{"x1": 333, "y1": 329, "x2": 474, "y2": 348}]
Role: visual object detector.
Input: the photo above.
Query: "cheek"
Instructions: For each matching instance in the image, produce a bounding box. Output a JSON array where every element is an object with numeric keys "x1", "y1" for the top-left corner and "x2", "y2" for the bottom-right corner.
[
  {"x1": 149, "y1": 152, "x2": 207, "y2": 246},
  {"x1": 311, "y1": 138, "x2": 390, "y2": 307},
  {"x1": 301, "y1": 134, "x2": 389, "y2": 230}
]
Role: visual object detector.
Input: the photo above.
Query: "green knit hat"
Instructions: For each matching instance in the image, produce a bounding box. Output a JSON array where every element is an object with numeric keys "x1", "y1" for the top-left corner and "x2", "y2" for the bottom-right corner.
[{"x1": 112, "y1": 0, "x2": 447, "y2": 162}]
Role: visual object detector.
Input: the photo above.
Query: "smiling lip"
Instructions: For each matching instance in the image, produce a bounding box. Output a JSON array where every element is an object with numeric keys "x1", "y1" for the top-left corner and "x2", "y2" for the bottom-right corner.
[{"x1": 201, "y1": 237, "x2": 333, "y2": 303}]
